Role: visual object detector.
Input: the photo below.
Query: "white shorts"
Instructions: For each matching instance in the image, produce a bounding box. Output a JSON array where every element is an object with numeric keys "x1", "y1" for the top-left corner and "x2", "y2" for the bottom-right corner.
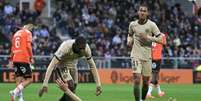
[{"x1": 131, "y1": 59, "x2": 152, "y2": 76}]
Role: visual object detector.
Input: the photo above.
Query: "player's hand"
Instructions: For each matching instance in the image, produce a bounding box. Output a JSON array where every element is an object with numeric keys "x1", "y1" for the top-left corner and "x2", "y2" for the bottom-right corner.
[
  {"x1": 38, "y1": 86, "x2": 48, "y2": 97},
  {"x1": 95, "y1": 86, "x2": 102, "y2": 96},
  {"x1": 30, "y1": 58, "x2": 35, "y2": 64},
  {"x1": 127, "y1": 40, "x2": 133, "y2": 47},
  {"x1": 127, "y1": 37, "x2": 133, "y2": 47},
  {"x1": 55, "y1": 78, "x2": 68, "y2": 92},
  {"x1": 139, "y1": 33, "x2": 149, "y2": 40},
  {"x1": 8, "y1": 61, "x2": 13, "y2": 68}
]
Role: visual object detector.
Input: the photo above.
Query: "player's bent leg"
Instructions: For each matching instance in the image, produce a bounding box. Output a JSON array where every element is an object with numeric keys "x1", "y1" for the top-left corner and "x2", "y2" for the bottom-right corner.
[
  {"x1": 69, "y1": 68, "x2": 78, "y2": 93},
  {"x1": 133, "y1": 73, "x2": 141, "y2": 101},
  {"x1": 9, "y1": 76, "x2": 25, "y2": 101},
  {"x1": 16, "y1": 77, "x2": 24, "y2": 100},
  {"x1": 146, "y1": 83, "x2": 155, "y2": 99},
  {"x1": 154, "y1": 66, "x2": 165, "y2": 97},
  {"x1": 16, "y1": 77, "x2": 24, "y2": 85},
  {"x1": 22, "y1": 77, "x2": 33, "y2": 88},
  {"x1": 151, "y1": 69, "x2": 159, "y2": 85},
  {"x1": 15, "y1": 77, "x2": 24, "y2": 96}
]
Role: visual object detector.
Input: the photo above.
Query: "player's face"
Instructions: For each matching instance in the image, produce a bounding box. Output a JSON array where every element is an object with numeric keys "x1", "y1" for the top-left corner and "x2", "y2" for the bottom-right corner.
[
  {"x1": 138, "y1": 6, "x2": 148, "y2": 20},
  {"x1": 72, "y1": 43, "x2": 86, "y2": 54}
]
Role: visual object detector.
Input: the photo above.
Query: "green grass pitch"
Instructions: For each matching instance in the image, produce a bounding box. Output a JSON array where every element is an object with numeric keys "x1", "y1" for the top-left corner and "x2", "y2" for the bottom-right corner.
[{"x1": 0, "y1": 83, "x2": 200, "y2": 101}]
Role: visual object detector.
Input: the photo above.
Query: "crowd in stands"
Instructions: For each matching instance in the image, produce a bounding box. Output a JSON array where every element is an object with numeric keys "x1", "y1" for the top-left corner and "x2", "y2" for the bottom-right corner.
[
  {"x1": 0, "y1": 0, "x2": 201, "y2": 60},
  {"x1": 0, "y1": 0, "x2": 61, "y2": 56}
]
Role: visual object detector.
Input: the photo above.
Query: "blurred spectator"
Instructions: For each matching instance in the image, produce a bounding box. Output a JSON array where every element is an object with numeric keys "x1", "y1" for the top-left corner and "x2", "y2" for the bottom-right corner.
[
  {"x1": 34, "y1": 0, "x2": 45, "y2": 15},
  {"x1": 0, "y1": 0, "x2": 200, "y2": 60}
]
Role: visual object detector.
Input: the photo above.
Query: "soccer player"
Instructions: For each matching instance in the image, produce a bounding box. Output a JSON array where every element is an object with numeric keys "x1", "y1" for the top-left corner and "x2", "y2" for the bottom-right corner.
[
  {"x1": 38, "y1": 36, "x2": 102, "y2": 101},
  {"x1": 146, "y1": 33, "x2": 166, "y2": 98},
  {"x1": 9, "y1": 24, "x2": 34, "y2": 101},
  {"x1": 191, "y1": 0, "x2": 200, "y2": 16},
  {"x1": 127, "y1": 4, "x2": 164, "y2": 101}
]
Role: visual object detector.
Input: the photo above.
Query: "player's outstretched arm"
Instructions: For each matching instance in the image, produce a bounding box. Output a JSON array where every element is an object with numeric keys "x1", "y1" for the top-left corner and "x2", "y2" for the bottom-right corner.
[
  {"x1": 88, "y1": 58, "x2": 102, "y2": 96},
  {"x1": 39, "y1": 56, "x2": 59, "y2": 97},
  {"x1": 85, "y1": 44, "x2": 102, "y2": 96},
  {"x1": 55, "y1": 78, "x2": 82, "y2": 101}
]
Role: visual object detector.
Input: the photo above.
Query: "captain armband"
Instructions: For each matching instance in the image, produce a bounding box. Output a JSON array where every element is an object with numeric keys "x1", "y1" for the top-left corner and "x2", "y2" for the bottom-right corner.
[{"x1": 86, "y1": 56, "x2": 92, "y2": 60}]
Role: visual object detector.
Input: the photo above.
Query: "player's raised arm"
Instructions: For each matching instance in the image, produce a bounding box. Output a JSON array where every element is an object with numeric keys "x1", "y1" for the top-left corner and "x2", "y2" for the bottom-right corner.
[{"x1": 85, "y1": 44, "x2": 102, "y2": 96}]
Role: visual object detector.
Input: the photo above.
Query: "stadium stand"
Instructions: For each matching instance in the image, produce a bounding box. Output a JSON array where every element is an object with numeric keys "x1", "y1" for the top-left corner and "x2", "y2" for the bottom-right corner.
[{"x1": 0, "y1": 0, "x2": 200, "y2": 69}]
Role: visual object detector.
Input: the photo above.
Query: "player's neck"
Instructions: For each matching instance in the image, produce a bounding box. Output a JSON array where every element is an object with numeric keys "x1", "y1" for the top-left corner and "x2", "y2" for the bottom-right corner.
[{"x1": 138, "y1": 19, "x2": 148, "y2": 25}]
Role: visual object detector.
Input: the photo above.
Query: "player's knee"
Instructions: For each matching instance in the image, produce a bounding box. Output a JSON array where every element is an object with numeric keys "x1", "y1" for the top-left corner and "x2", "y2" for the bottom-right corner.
[
  {"x1": 151, "y1": 80, "x2": 158, "y2": 85},
  {"x1": 152, "y1": 69, "x2": 159, "y2": 74},
  {"x1": 143, "y1": 78, "x2": 149, "y2": 86},
  {"x1": 133, "y1": 75, "x2": 141, "y2": 85},
  {"x1": 25, "y1": 78, "x2": 33, "y2": 83}
]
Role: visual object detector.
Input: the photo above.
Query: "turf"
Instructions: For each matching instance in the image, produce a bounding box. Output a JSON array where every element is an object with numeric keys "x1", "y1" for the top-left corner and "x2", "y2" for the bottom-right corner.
[{"x1": 0, "y1": 83, "x2": 200, "y2": 101}]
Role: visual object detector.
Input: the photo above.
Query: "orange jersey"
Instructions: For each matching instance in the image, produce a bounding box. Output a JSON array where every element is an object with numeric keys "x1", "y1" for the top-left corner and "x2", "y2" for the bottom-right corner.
[
  {"x1": 151, "y1": 34, "x2": 166, "y2": 60},
  {"x1": 11, "y1": 29, "x2": 33, "y2": 63}
]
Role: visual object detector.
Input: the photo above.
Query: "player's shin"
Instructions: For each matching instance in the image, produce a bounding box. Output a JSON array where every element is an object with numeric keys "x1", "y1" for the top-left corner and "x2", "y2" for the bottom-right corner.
[
  {"x1": 133, "y1": 73, "x2": 141, "y2": 101},
  {"x1": 13, "y1": 83, "x2": 24, "y2": 95},
  {"x1": 147, "y1": 84, "x2": 154, "y2": 95},
  {"x1": 142, "y1": 84, "x2": 149, "y2": 100},
  {"x1": 134, "y1": 84, "x2": 141, "y2": 101},
  {"x1": 141, "y1": 77, "x2": 149, "y2": 100},
  {"x1": 18, "y1": 91, "x2": 24, "y2": 101}
]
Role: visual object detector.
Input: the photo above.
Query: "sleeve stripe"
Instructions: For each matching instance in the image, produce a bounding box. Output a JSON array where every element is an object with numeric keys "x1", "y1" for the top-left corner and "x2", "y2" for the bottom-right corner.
[
  {"x1": 54, "y1": 54, "x2": 61, "y2": 61},
  {"x1": 156, "y1": 33, "x2": 161, "y2": 37},
  {"x1": 86, "y1": 56, "x2": 92, "y2": 60}
]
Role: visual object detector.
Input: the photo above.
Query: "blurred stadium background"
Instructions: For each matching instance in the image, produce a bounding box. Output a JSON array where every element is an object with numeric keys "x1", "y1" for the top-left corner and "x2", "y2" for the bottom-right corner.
[{"x1": 0, "y1": 0, "x2": 201, "y2": 101}]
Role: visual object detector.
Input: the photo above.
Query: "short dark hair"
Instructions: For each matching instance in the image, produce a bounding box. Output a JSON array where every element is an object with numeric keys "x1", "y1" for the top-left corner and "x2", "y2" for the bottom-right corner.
[
  {"x1": 139, "y1": 3, "x2": 149, "y2": 11},
  {"x1": 75, "y1": 36, "x2": 86, "y2": 45}
]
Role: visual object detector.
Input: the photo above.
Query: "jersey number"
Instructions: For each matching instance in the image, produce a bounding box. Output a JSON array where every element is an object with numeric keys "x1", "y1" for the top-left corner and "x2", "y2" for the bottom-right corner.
[{"x1": 15, "y1": 37, "x2": 21, "y2": 48}]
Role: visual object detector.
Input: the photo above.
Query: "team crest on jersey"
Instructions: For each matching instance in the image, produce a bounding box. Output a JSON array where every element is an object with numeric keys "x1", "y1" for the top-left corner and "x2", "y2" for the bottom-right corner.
[{"x1": 145, "y1": 29, "x2": 149, "y2": 33}]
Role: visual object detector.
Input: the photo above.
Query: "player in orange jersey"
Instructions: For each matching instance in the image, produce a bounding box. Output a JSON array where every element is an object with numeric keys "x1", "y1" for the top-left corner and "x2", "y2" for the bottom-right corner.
[
  {"x1": 9, "y1": 24, "x2": 34, "y2": 101},
  {"x1": 146, "y1": 33, "x2": 166, "y2": 99}
]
